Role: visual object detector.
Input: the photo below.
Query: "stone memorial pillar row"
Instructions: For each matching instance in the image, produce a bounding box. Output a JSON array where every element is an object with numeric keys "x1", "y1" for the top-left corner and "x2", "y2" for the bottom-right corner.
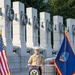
[
  {"x1": 0, "y1": 0, "x2": 13, "y2": 56},
  {"x1": 26, "y1": 7, "x2": 38, "y2": 47},
  {"x1": 13, "y1": 2, "x2": 27, "y2": 56},
  {"x1": 66, "y1": 19, "x2": 75, "y2": 53},
  {"x1": 40, "y1": 12, "x2": 52, "y2": 58},
  {"x1": 53, "y1": 16, "x2": 64, "y2": 51}
]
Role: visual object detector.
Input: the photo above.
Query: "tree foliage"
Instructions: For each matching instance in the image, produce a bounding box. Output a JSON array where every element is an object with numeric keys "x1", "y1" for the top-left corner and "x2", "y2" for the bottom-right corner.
[
  {"x1": 48, "y1": 0, "x2": 75, "y2": 22},
  {"x1": 11, "y1": 0, "x2": 48, "y2": 12},
  {"x1": 11, "y1": 0, "x2": 75, "y2": 22}
]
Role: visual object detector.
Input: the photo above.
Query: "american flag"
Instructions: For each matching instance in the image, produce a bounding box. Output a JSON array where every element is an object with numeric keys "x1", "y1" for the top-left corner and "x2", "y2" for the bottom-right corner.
[{"x1": 0, "y1": 34, "x2": 10, "y2": 75}]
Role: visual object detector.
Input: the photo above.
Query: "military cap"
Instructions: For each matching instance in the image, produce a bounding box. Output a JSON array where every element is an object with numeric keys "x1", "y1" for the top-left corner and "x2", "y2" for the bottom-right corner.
[{"x1": 33, "y1": 46, "x2": 39, "y2": 50}]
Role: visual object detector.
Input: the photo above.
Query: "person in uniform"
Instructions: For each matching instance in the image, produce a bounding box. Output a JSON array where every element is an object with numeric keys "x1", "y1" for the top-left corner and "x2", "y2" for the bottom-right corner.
[{"x1": 28, "y1": 46, "x2": 45, "y2": 75}]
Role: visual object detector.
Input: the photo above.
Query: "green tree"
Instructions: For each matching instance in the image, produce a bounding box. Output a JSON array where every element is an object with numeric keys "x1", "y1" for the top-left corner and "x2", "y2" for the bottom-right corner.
[
  {"x1": 11, "y1": 0, "x2": 48, "y2": 12},
  {"x1": 48, "y1": 0, "x2": 75, "y2": 22},
  {"x1": 48, "y1": 0, "x2": 75, "y2": 47}
]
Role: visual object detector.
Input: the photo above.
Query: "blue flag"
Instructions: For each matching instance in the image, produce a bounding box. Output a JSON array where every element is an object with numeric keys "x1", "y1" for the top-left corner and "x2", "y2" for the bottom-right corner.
[{"x1": 54, "y1": 32, "x2": 75, "y2": 75}]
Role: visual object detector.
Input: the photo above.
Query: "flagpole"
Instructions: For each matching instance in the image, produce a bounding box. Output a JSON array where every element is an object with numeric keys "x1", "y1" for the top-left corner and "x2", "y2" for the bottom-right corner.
[{"x1": 64, "y1": 27, "x2": 68, "y2": 75}]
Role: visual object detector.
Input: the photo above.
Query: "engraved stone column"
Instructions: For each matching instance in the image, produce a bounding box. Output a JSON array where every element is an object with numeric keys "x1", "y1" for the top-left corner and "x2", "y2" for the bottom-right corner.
[
  {"x1": 13, "y1": 2, "x2": 27, "y2": 56},
  {"x1": 26, "y1": 7, "x2": 38, "y2": 47},
  {"x1": 42, "y1": 65, "x2": 56, "y2": 75},
  {"x1": 53, "y1": 16, "x2": 64, "y2": 51},
  {"x1": 0, "y1": 0, "x2": 13, "y2": 56},
  {"x1": 66, "y1": 19, "x2": 75, "y2": 53},
  {"x1": 40, "y1": 12, "x2": 52, "y2": 57}
]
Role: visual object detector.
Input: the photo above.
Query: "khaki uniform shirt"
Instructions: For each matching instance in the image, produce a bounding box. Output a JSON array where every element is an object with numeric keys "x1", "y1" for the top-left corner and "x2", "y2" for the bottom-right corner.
[{"x1": 28, "y1": 54, "x2": 45, "y2": 66}]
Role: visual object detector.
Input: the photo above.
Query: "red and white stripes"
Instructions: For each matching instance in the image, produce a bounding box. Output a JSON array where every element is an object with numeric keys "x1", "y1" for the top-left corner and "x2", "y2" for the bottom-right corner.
[{"x1": 0, "y1": 50, "x2": 10, "y2": 75}]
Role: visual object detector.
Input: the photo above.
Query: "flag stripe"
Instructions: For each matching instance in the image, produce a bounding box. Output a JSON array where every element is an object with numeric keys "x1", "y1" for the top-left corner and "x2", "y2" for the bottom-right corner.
[
  {"x1": 54, "y1": 61, "x2": 62, "y2": 75},
  {"x1": 1, "y1": 51, "x2": 7, "y2": 75},
  {"x1": 1, "y1": 65, "x2": 5, "y2": 75},
  {"x1": 2, "y1": 50, "x2": 10, "y2": 73},
  {"x1": 64, "y1": 32, "x2": 75, "y2": 55},
  {"x1": 0, "y1": 34, "x2": 10, "y2": 75},
  {"x1": 0, "y1": 53, "x2": 3, "y2": 75},
  {"x1": 4, "y1": 51, "x2": 10, "y2": 74},
  {"x1": 1, "y1": 50, "x2": 10, "y2": 74},
  {"x1": 55, "y1": 32, "x2": 75, "y2": 75}
]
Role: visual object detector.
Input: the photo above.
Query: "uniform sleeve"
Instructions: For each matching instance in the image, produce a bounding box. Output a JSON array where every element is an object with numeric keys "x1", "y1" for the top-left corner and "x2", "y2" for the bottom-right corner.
[
  {"x1": 28, "y1": 56, "x2": 32, "y2": 64},
  {"x1": 41, "y1": 55, "x2": 45, "y2": 65}
]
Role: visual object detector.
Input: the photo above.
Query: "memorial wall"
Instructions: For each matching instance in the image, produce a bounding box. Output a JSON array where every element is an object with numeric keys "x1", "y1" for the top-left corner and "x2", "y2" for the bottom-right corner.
[{"x1": 0, "y1": 0, "x2": 75, "y2": 74}]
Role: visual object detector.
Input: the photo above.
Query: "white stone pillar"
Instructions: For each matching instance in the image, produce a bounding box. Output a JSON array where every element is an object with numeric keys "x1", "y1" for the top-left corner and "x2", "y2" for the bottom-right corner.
[
  {"x1": 40, "y1": 12, "x2": 52, "y2": 58},
  {"x1": 26, "y1": 7, "x2": 38, "y2": 47},
  {"x1": 0, "y1": 0, "x2": 13, "y2": 56},
  {"x1": 66, "y1": 19, "x2": 75, "y2": 53},
  {"x1": 42, "y1": 65, "x2": 56, "y2": 75},
  {"x1": 13, "y1": 2, "x2": 27, "y2": 56},
  {"x1": 53, "y1": 16, "x2": 64, "y2": 51}
]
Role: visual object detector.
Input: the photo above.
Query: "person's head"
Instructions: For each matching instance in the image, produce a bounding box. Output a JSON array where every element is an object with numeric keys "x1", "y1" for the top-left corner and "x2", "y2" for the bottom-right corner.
[{"x1": 33, "y1": 46, "x2": 39, "y2": 55}]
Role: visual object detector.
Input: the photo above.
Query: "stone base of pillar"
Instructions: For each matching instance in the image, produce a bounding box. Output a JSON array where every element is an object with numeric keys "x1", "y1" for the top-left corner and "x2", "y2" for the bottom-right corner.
[{"x1": 4, "y1": 40, "x2": 13, "y2": 56}]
